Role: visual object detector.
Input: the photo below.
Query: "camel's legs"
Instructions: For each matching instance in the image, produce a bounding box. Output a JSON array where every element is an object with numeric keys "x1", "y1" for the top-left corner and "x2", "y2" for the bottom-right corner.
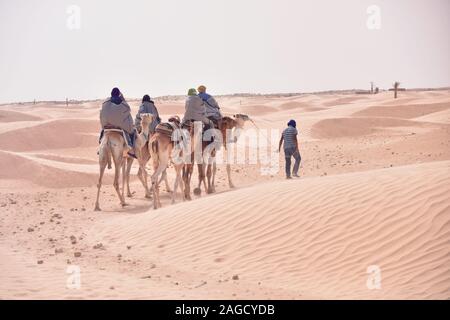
[
  {"x1": 137, "y1": 166, "x2": 151, "y2": 198},
  {"x1": 137, "y1": 167, "x2": 143, "y2": 191},
  {"x1": 162, "y1": 169, "x2": 172, "y2": 193},
  {"x1": 126, "y1": 157, "x2": 133, "y2": 197},
  {"x1": 183, "y1": 163, "x2": 194, "y2": 200},
  {"x1": 226, "y1": 163, "x2": 235, "y2": 188},
  {"x1": 149, "y1": 169, "x2": 169, "y2": 193},
  {"x1": 172, "y1": 166, "x2": 183, "y2": 204},
  {"x1": 121, "y1": 157, "x2": 127, "y2": 206},
  {"x1": 135, "y1": 143, "x2": 151, "y2": 198},
  {"x1": 138, "y1": 162, "x2": 151, "y2": 198},
  {"x1": 94, "y1": 161, "x2": 107, "y2": 211},
  {"x1": 112, "y1": 153, "x2": 125, "y2": 206},
  {"x1": 196, "y1": 163, "x2": 207, "y2": 193},
  {"x1": 151, "y1": 154, "x2": 169, "y2": 209},
  {"x1": 206, "y1": 163, "x2": 213, "y2": 194},
  {"x1": 211, "y1": 161, "x2": 217, "y2": 193},
  {"x1": 176, "y1": 165, "x2": 185, "y2": 201},
  {"x1": 142, "y1": 164, "x2": 151, "y2": 198}
]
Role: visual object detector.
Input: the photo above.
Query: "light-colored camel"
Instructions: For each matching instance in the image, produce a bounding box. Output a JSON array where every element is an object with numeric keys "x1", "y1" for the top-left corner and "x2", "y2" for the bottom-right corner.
[
  {"x1": 124, "y1": 113, "x2": 153, "y2": 198},
  {"x1": 194, "y1": 115, "x2": 248, "y2": 195},
  {"x1": 94, "y1": 129, "x2": 130, "y2": 211},
  {"x1": 123, "y1": 113, "x2": 172, "y2": 199},
  {"x1": 181, "y1": 121, "x2": 198, "y2": 201},
  {"x1": 149, "y1": 121, "x2": 185, "y2": 209}
]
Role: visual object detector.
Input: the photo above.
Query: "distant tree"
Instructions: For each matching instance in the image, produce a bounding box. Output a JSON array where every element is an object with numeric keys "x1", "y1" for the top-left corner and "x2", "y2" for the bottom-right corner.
[{"x1": 393, "y1": 82, "x2": 400, "y2": 99}]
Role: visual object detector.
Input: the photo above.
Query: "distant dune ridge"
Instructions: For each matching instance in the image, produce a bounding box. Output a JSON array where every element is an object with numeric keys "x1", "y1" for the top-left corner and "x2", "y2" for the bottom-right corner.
[{"x1": 0, "y1": 89, "x2": 449, "y2": 299}]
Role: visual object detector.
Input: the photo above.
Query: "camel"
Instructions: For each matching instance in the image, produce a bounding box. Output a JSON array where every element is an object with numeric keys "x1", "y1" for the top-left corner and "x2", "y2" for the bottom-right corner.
[
  {"x1": 94, "y1": 129, "x2": 130, "y2": 211},
  {"x1": 123, "y1": 113, "x2": 172, "y2": 199},
  {"x1": 123, "y1": 113, "x2": 154, "y2": 198},
  {"x1": 148, "y1": 114, "x2": 249, "y2": 209},
  {"x1": 180, "y1": 121, "x2": 197, "y2": 201},
  {"x1": 194, "y1": 114, "x2": 249, "y2": 195},
  {"x1": 149, "y1": 118, "x2": 186, "y2": 209}
]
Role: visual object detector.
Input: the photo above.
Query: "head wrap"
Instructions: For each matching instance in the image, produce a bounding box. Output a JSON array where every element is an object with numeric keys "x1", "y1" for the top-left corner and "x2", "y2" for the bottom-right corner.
[
  {"x1": 287, "y1": 119, "x2": 296, "y2": 128},
  {"x1": 111, "y1": 87, "x2": 121, "y2": 97},
  {"x1": 142, "y1": 94, "x2": 151, "y2": 102}
]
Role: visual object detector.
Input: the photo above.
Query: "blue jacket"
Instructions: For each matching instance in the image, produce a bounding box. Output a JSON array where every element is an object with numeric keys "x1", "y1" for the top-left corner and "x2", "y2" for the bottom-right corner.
[{"x1": 198, "y1": 92, "x2": 222, "y2": 119}]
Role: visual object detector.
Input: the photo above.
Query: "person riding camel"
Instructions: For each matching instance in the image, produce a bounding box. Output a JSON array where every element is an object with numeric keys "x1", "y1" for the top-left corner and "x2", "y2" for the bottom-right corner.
[
  {"x1": 135, "y1": 94, "x2": 161, "y2": 134},
  {"x1": 182, "y1": 88, "x2": 213, "y2": 127},
  {"x1": 198, "y1": 85, "x2": 223, "y2": 129},
  {"x1": 99, "y1": 87, "x2": 137, "y2": 158}
]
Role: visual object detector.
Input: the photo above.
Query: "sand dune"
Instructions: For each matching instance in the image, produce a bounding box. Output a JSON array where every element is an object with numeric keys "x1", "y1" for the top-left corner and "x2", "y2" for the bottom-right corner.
[
  {"x1": 310, "y1": 117, "x2": 429, "y2": 139},
  {"x1": 87, "y1": 161, "x2": 450, "y2": 299},
  {"x1": 1, "y1": 161, "x2": 447, "y2": 299},
  {"x1": 0, "y1": 151, "x2": 100, "y2": 188},
  {"x1": 239, "y1": 105, "x2": 279, "y2": 116},
  {"x1": 322, "y1": 96, "x2": 369, "y2": 107},
  {"x1": 0, "y1": 110, "x2": 42, "y2": 123},
  {"x1": 156, "y1": 103, "x2": 185, "y2": 115},
  {"x1": 33, "y1": 154, "x2": 97, "y2": 165},
  {"x1": 353, "y1": 102, "x2": 450, "y2": 119},
  {"x1": 278, "y1": 101, "x2": 325, "y2": 112},
  {"x1": 0, "y1": 90, "x2": 449, "y2": 299},
  {"x1": 0, "y1": 119, "x2": 99, "y2": 152}
]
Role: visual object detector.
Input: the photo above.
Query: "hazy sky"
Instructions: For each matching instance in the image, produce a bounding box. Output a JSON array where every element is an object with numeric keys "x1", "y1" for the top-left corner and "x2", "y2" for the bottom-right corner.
[{"x1": 0, "y1": 0, "x2": 449, "y2": 103}]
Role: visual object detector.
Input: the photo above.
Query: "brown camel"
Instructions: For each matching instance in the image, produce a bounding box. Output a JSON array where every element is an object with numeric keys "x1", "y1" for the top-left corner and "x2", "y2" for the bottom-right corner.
[
  {"x1": 149, "y1": 115, "x2": 249, "y2": 209},
  {"x1": 149, "y1": 118, "x2": 186, "y2": 209},
  {"x1": 194, "y1": 115, "x2": 248, "y2": 195},
  {"x1": 94, "y1": 129, "x2": 130, "y2": 211}
]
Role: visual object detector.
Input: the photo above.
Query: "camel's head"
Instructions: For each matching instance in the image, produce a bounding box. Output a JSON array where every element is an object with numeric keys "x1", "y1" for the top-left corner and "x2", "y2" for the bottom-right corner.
[
  {"x1": 168, "y1": 115, "x2": 181, "y2": 127},
  {"x1": 233, "y1": 113, "x2": 251, "y2": 129},
  {"x1": 140, "y1": 113, "x2": 154, "y2": 135}
]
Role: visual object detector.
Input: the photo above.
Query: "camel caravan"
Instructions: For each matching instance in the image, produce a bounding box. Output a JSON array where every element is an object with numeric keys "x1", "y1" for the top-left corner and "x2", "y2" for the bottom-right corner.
[{"x1": 94, "y1": 86, "x2": 251, "y2": 211}]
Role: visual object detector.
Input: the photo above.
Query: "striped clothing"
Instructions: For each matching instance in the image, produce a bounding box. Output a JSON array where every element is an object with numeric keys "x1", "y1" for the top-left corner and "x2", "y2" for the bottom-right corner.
[{"x1": 282, "y1": 126, "x2": 298, "y2": 150}]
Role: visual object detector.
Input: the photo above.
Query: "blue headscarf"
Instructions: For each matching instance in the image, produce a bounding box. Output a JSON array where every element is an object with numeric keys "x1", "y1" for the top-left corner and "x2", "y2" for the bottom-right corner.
[
  {"x1": 288, "y1": 119, "x2": 296, "y2": 128},
  {"x1": 198, "y1": 92, "x2": 212, "y2": 102},
  {"x1": 142, "y1": 94, "x2": 151, "y2": 103},
  {"x1": 110, "y1": 87, "x2": 123, "y2": 105}
]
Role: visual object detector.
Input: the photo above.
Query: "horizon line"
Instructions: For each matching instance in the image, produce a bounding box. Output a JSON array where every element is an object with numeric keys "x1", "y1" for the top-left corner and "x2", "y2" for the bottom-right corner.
[{"x1": 1, "y1": 86, "x2": 450, "y2": 106}]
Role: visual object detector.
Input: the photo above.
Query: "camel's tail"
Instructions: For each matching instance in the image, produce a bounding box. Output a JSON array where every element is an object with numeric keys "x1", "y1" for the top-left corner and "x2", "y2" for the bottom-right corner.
[
  {"x1": 99, "y1": 135, "x2": 112, "y2": 169},
  {"x1": 151, "y1": 139, "x2": 158, "y2": 154}
]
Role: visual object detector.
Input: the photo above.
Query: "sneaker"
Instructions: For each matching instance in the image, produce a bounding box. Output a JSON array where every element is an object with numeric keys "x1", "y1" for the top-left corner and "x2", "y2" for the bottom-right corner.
[
  {"x1": 286, "y1": 176, "x2": 292, "y2": 180},
  {"x1": 293, "y1": 174, "x2": 300, "y2": 178}
]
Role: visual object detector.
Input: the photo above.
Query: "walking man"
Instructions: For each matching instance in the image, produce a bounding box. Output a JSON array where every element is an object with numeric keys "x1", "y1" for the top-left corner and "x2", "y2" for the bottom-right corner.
[{"x1": 278, "y1": 119, "x2": 301, "y2": 179}]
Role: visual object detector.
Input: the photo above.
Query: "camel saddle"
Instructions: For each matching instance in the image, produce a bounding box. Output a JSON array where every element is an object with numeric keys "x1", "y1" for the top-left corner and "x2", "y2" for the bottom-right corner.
[
  {"x1": 155, "y1": 120, "x2": 181, "y2": 138},
  {"x1": 103, "y1": 125, "x2": 128, "y2": 144}
]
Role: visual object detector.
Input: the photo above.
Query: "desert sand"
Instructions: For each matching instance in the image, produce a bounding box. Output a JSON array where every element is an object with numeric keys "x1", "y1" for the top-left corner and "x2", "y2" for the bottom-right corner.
[{"x1": 0, "y1": 90, "x2": 449, "y2": 299}]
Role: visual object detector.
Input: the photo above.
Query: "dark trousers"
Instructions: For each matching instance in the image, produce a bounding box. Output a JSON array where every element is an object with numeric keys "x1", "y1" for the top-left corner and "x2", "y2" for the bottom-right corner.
[{"x1": 284, "y1": 147, "x2": 301, "y2": 177}]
